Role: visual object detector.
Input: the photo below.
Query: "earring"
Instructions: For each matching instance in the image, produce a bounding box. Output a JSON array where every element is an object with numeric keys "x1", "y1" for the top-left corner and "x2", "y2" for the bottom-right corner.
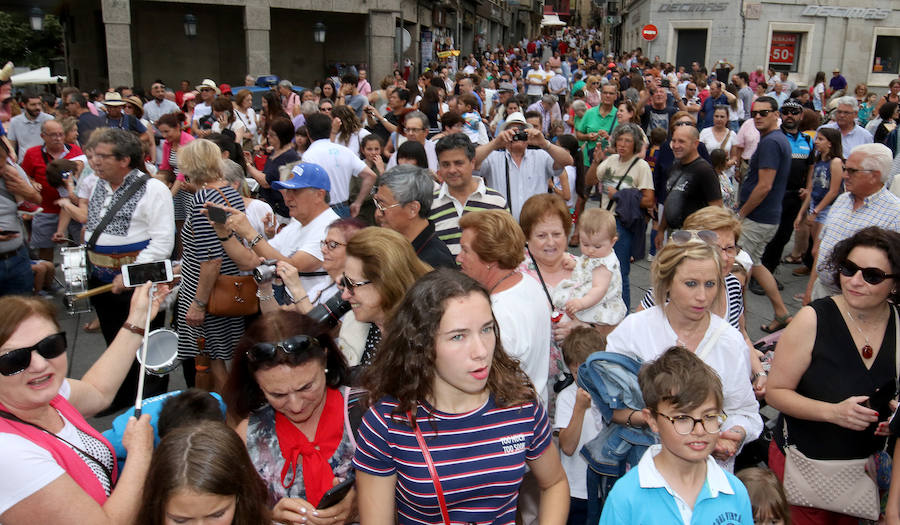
[
  {"x1": 486, "y1": 264, "x2": 493, "y2": 270},
  {"x1": 324, "y1": 368, "x2": 329, "y2": 373}
]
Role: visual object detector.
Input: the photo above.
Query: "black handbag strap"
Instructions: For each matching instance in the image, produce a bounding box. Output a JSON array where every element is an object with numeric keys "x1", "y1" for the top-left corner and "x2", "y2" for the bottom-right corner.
[
  {"x1": 86, "y1": 173, "x2": 150, "y2": 250},
  {"x1": 525, "y1": 244, "x2": 555, "y2": 307},
  {"x1": 605, "y1": 157, "x2": 640, "y2": 211},
  {"x1": 504, "y1": 156, "x2": 512, "y2": 213}
]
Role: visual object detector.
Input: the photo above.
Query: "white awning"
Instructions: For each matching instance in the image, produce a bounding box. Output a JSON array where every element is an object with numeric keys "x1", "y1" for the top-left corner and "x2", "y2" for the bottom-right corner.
[
  {"x1": 540, "y1": 14, "x2": 566, "y2": 26},
  {"x1": 11, "y1": 67, "x2": 67, "y2": 86}
]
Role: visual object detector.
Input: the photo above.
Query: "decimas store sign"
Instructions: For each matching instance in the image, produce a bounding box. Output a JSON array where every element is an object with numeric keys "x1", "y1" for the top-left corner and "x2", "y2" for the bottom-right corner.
[{"x1": 769, "y1": 33, "x2": 796, "y2": 64}]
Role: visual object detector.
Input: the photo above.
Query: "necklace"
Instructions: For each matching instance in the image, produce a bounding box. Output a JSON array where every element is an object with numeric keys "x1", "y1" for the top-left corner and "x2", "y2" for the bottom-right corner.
[
  {"x1": 845, "y1": 307, "x2": 874, "y2": 359},
  {"x1": 489, "y1": 269, "x2": 518, "y2": 294}
]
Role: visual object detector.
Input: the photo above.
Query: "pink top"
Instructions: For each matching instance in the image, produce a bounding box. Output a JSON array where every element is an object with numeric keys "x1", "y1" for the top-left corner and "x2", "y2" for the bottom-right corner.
[
  {"x1": 358, "y1": 80, "x2": 372, "y2": 97},
  {"x1": 160, "y1": 131, "x2": 195, "y2": 172},
  {"x1": 732, "y1": 118, "x2": 760, "y2": 160}
]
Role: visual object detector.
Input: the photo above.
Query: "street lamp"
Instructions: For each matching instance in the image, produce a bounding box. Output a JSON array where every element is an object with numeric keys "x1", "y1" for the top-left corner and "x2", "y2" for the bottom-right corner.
[
  {"x1": 183, "y1": 14, "x2": 198, "y2": 38},
  {"x1": 313, "y1": 21, "x2": 327, "y2": 43},
  {"x1": 29, "y1": 7, "x2": 44, "y2": 31}
]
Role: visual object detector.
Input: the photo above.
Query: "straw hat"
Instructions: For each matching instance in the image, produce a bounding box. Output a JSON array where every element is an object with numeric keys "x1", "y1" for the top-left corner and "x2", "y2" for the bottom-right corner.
[
  {"x1": 103, "y1": 92, "x2": 126, "y2": 106},
  {"x1": 195, "y1": 79, "x2": 221, "y2": 94}
]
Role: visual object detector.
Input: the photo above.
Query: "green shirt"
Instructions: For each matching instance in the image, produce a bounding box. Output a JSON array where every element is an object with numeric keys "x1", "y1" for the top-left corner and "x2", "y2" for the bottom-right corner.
[
  {"x1": 575, "y1": 106, "x2": 618, "y2": 166},
  {"x1": 571, "y1": 80, "x2": 586, "y2": 96}
]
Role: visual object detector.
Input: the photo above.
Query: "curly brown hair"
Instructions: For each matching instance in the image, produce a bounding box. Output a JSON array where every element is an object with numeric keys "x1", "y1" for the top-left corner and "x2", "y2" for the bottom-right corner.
[{"x1": 362, "y1": 268, "x2": 536, "y2": 424}]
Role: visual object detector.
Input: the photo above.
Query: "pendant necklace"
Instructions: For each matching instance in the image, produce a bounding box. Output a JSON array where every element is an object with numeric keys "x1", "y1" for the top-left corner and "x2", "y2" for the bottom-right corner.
[{"x1": 845, "y1": 308, "x2": 874, "y2": 359}]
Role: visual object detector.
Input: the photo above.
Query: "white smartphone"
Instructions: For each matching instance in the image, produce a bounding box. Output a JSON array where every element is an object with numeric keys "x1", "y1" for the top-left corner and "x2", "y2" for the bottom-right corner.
[{"x1": 121, "y1": 260, "x2": 173, "y2": 288}]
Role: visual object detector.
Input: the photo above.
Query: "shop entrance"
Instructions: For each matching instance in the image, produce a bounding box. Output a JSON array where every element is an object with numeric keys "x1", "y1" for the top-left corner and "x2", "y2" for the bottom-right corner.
[{"x1": 675, "y1": 29, "x2": 707, "y2": 70}]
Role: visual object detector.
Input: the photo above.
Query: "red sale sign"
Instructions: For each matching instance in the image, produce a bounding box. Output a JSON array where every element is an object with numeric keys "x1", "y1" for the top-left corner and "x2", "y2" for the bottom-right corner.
[{"x1": 769, "y1": 33, "x2": 796, "y2": 64}]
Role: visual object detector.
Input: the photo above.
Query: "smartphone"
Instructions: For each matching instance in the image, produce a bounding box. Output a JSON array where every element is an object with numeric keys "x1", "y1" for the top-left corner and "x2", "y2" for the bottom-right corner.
[
  {"x1": 121, "y1": 260, "x2": 174, "y2": 288},
  {"x1": 316, "y1": 475, "x2": 355, "y2": 509},
  {"x1": 207, "y1": 205, "x2": 230, "y2": 224}
]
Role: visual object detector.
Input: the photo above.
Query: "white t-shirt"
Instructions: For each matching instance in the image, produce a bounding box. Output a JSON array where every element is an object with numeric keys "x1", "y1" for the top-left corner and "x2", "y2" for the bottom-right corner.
[
  {"x1": 491, "y1": 274, "x2": 551, "y2": 406},
  {"x1": 0, "y1": 380, "x2": 109, "y2": 515},
  {"x1": 386, "y1": 139, "x2": 440, "y2": 172},
  {"x1": 76, "y1": 172, "x2": 99, "y2": 201},
  {"x1": 244, "y1": 198, "x2": 274, "y2": 239},
  {"x1": 554, "y1": 382, "x2": 604, "y2": 499},
  {"x1": 301, "y1": 139, "x2": 367, "y2": 204},
  {"x1": 698, "y1": 127, "x2": 736, "y2": 156},
  {"x1": 211, "y1": 118, "x2": 246, "y2": 139},
  {"x1": 555, "y1": 165, "x2": 577, "y2": 209},
  {"x1": 526, "y1": 68, "x2": 548, "y2": 96},
  {"x1": 192, "y1": 102, "x2": 212, "y2": 125},
  {"x1": 333, "y1": 129, "x2": 371, "y2": 157},
  {"x1": 267, "y1": 207, "x2": 340, "y2": 293}
]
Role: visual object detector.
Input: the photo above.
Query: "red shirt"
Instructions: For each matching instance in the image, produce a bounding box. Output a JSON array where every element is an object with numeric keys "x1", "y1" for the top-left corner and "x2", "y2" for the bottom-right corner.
[{"x1": 21, "y1": 144, "x2": 83, "y2": 213}]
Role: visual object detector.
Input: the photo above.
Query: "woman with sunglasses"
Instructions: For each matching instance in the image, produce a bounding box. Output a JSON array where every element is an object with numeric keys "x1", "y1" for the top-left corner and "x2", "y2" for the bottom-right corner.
[
  {"x1": 606, "y1": 233, "x2": 761, "y2": 470},
  {"x1": 0, "y1": 282, "x2": 166, "y2": 524},
  {"x1": 337, "y1": 227, "x2": 431, "y2": 369},
  {"x1": 224, "y1": 311, "x2": 360, "y2": 525},
  {"x1": 767, "y1": 226, "x2": 900, "y2": 524},
  {"x1": 353, "y1": 268, "x2": 569, "y2": 524}
]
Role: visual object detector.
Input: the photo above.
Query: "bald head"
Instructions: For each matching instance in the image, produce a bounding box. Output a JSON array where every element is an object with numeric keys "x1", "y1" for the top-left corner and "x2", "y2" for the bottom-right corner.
[{"x1": 670, "y1": 124, "x2": 700, "y2": 162}]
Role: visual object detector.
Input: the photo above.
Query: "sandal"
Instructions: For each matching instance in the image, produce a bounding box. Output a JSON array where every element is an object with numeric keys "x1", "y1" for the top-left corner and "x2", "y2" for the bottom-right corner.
[
  {"x1": 83, "y1": 319, "x2": 100, "y2": 333},
  {"x1": 781, "y1": 255, "x2": 803, "y2": 264},
  {"x1": 761, "y1": 314, "x2": 792, "y2": 334}
]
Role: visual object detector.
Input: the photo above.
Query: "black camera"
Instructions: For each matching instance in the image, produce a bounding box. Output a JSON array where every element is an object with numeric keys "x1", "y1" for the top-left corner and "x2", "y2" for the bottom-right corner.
[
  {"x1": 512, "y1": 130, "x2": 529, "y2": 142},
  {"x1": 307, "y1": 292, "x2": 352, "y2": 328},
  {"x1": 253, "y1": 260, "x2": 278, "y2": 283},
  {"x1": 660, "y1": 79, "x2": 671, "y2": 88}
]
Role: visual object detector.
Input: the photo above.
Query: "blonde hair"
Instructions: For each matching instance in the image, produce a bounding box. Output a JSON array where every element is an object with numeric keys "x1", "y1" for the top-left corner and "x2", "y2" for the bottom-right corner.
[
  {"x1": 651, "y1": 239, "x2": 722, "y2": 307},
  {"x1": 177, "y1": 138, "x2": 224, "y2": 185},
  {"x1": 459, "y1": 210, "x2": 526, "y2": 270},
  {"x1": 578, "y1": 208, "x2": 616, "y2": 240},
  {"x1": 346, "y1": 227, "x2": 432, "y2": 316},
  {"x1": 736, "y1": 467, "x2": 791, "y2": 525},
  {"x1": 682, "y1": 206, "x2": 742, "y2": 242}
]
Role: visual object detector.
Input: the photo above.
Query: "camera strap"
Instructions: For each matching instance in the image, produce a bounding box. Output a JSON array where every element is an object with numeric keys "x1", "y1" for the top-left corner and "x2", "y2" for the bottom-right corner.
[
  {"x1": 504, "y1": 156, "x2": 512, "y2": 214},
  {"x1": 86, "y1": 173, "x2": 150, "y2": 250}
]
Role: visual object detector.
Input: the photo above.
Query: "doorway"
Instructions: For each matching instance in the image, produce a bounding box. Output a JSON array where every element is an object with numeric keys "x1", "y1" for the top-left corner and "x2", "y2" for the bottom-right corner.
[{"x1": 675, "y1": 29, "x2": 707, "y2": 71}]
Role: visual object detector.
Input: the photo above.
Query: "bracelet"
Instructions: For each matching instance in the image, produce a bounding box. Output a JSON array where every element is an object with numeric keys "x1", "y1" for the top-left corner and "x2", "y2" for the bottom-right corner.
[
  {"x1": 248, "y1": 233, "x2": 264, "y2": 248},
  {"x1": 256, "y1": 290, "x2": 275, "y2": 301},
  {"x1": 292, "y1": 295, "x2": 309, "y2": 305},
  {"x1": 193, "y1": 298, "x2": 208, "y2": 309},
  {"x1": 217, "y1": 232, "x2": 234, "y2": 242},
  {"x1": 121, "y1": 322, "x2": 145, "y2": 336},
  {"x1": 625, "y1": 409, "x2": 638, "y2": 428},
  {"x1": 751, "y1": 371, "x2": 768, "y2": 382}
]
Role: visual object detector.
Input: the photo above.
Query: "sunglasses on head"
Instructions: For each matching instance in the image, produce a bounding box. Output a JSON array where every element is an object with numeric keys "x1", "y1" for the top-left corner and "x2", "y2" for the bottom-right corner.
[
  {"x1": 0, "y1": 332, "x2": 67, "y2": 376},
  {"x1": 838, "y1": 260, "x2": 898, "y2": 285},
  {"x1": 750, "y1": 109, "x2": 773, "y2": 117},
  {"x1": 247, "y1": 334, "x2": 318, "y2": 363},
  {"x1": 669, "y1": 229, "x2": 719, "y2": 246}
]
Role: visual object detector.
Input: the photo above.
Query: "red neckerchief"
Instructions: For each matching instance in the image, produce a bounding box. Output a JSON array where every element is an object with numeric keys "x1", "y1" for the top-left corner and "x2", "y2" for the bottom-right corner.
[{"x1": 274, "y1": 387, "x2": 343, "y2": 507}]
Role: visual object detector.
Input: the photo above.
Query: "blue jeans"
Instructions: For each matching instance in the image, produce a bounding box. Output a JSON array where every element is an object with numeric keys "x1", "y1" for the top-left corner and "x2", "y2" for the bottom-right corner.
[
  {"x1": 330, "y1": 202, "x2": 351, "y2": 218},
  {"x1": 614, "y1": 219, "x2": 632, "y2": 312},
  {"x1": 0, "y1": 244, "x2": 34, "y2": 296}
]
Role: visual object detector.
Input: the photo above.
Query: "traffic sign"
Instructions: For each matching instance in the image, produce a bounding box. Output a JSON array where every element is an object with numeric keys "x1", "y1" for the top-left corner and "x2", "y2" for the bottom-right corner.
[{"x1": 641, "y1": 24, "x2": 658, "y2": 41}]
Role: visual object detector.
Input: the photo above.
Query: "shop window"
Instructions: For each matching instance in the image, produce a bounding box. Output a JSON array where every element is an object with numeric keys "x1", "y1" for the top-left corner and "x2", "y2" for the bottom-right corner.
[
  {"x1": 872, "y1": 36, "x2": 900, "y2": 75},
  {"x1": 768, "y1": 32, "x2": 803, "y2": 73}
]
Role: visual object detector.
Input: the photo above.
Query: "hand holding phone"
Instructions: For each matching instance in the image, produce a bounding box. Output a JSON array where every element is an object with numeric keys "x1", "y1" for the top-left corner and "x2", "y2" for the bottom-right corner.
[
  {"x1": 316, "y1": 475, "x2": 355, "y2": 509},
  {"x1": 121, "y1": 260, "x2": 174, "y2": 288},
  {"x1": 207, "y1": 205, "x2": 231, "y2": 224}
]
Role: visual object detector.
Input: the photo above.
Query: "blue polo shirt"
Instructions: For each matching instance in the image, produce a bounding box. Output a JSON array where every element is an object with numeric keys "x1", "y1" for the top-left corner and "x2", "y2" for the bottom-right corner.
[{"x1": 600, "y1": 445, "x2": 752, "y2": 525}]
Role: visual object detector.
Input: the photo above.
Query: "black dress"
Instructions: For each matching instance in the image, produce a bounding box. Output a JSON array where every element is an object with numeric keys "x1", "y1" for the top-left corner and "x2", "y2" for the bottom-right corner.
[{"x1": 776, "y1": 298, "x2": 897, "y2": 460}]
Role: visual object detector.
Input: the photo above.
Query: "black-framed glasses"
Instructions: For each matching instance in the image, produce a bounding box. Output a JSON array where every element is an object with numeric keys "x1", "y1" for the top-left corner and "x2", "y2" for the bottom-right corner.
[
  {"x1": 247, "y1": 334, "x2": 317, "y2": 363},
  {"x1": 750, "y1": 109, "x2": 773, "y2": 117},
  {"x1": 838, "y1": 260, "x2": 898, "y2": 285},
  {"x1": 670, "y1": 229, "x2": 718, "y2": 246},
  {"x1": 320, "y1": 239, "x2": 346, "y2": 250},
  {"x1": 340, "y1": 273, "x2": 372, "y2": 296},
  {"x1": 657, "y1": 411, "x2": 727, "y2": 435},
  {"x1": 0, "y1": 332, "x2": 67, "y2": 376}
]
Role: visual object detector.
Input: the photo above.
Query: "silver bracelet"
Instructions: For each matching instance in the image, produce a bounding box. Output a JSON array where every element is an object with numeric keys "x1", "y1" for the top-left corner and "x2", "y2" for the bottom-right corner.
[{"x1": 255, "y1": 290, "x2": 275, "y2": 301}]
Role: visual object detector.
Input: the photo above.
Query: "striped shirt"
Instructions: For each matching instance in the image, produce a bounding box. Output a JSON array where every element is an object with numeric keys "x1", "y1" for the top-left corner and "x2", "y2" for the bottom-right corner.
[
  {"x1": 640, "y1": 273, "x2": 745, "y2": 330},
  {"x1": 353, "y1": 395, "x2": 552, "y2": 525},
  {"x1": 429, "y1": 177, "x2": 507, "y2": 256}
]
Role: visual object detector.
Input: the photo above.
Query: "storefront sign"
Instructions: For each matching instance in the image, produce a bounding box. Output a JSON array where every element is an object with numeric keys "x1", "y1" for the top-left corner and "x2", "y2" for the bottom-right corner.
[
  {"x1": 801, "y1": 5, "x2": 889, "y2": 20},
  {"x1": 658, "y1": 3, "x2": 728, "y2": 12},
  {"x1": 769, "y1": 33, "x2": 796, "y2": 64}
]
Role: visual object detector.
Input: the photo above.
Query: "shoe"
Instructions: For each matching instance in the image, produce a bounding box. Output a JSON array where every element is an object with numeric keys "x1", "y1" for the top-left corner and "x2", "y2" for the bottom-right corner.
[
  {"x1": 781, "y1": 255, "x2": 803, "y2": 264},
  {"x1": 646, "y1": 253, "x2": 654, "y2": 262},
  {"x1": 792, "y1": 266, "x2": 811, "y2": 276},
  {"x1": 17, "y1": 201, "x2": 42, "y2": 217},
  {"x1": 749, "y1": 278, "x2": 764, "y2": 296},
  {"x1": 761, "y1": 314, "x2": 792, "y2": 334}
]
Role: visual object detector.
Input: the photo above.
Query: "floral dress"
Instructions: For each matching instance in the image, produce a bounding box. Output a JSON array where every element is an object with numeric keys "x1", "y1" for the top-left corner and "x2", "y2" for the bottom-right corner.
[{"x1": 551, "y1": 252, "x2": 626, "y2": 325}]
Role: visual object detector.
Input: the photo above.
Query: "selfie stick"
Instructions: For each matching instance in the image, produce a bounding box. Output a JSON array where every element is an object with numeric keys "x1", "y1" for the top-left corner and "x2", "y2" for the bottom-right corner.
[{"x1": 133, "y1": 283, "x2": 157, "y2": 418}]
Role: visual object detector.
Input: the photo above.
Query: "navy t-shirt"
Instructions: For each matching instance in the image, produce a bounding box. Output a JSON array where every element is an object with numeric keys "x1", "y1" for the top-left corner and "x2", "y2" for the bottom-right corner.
[
  {"x1": 739, "y1": 129, "x2": 792, "y2": 225},
  {"x1": 699, "y1": 94, "x2": 728, "y2": 129}
]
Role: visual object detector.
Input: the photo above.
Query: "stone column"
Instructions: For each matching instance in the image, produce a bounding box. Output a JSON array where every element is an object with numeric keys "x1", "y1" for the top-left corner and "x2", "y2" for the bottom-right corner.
[
  {"x1": 101, "y1": 0, "x2": 133, "y2": 87},
  {"x1": 369, "y1": 10, "x2": 397, "y2": 86},
  {"x1": 245, "y1": 0, "x2": 271, "y2": 77}
]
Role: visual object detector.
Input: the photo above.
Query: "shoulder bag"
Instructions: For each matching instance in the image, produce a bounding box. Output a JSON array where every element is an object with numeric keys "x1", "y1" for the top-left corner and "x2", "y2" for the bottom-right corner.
[
  {"x1": 780, "y1": 305, "x2": 900, "y2": 520},
  {"x1": 605, "y1": 157, "x2": 640, "y2": 211},
  {"x1": 203, "y1": 188, "x2": 259, "y2": 317},
  {"x1": 409, "y1": 410, "x2": 451, "y2": 524}
]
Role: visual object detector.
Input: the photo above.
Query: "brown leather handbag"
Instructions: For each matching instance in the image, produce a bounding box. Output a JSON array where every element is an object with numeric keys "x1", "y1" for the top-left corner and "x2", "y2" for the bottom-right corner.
[{"x1": 203, "y1": 187, "x2": 258, "y2": 316}]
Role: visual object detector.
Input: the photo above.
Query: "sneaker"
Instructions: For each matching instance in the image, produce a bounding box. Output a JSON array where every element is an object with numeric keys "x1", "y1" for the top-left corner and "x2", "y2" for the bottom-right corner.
[{"x1": 17, "y1": 201, "x2": 43, "y2": 217}]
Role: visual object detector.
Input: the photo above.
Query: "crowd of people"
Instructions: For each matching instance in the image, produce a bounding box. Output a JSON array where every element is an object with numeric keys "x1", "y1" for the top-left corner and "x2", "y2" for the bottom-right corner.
[{"x1": 2, "y1": 25, "x2": 900, "y2": 524}]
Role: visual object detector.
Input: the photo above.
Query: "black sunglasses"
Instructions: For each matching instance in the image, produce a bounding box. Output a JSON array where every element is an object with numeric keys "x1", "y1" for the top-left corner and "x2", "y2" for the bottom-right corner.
[
  {"x1": 781, "y1": 107, "x2": 802, "y2": 115},
  {"x1": 247, "y1": 334, "x2": 317, "y2": 363},
  {"x1": 750, "y1": 109, "x2": 773, "y2": 117},
  {"x1": 340, "y1": 273, "x2": 372, "y2": 296},
  {"x1": 0, "y1": 332, "x2": 67, "y2": 376},
  {"x1": 838, "y1": 260, "x2": 898, "y2": 285}
]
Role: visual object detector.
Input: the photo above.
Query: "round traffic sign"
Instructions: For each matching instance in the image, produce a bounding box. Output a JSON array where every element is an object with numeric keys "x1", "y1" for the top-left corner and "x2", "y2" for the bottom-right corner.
[{"x1": 641, "y1": 24, "x2": 658, "y2": 41}]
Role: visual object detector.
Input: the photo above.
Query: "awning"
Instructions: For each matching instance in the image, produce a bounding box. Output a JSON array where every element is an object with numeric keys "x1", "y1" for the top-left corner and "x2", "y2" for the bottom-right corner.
[
  {"x1": 11, "y1": 67, "x2": 67, "y2": 86},
  {"x1": 540, "y1": 14, "x2": 566, "y2": 26}
]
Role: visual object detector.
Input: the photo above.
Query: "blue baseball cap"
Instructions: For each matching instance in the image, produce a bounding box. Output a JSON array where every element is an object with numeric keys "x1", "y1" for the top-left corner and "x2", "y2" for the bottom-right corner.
[{"x1": 272, "y1": 162, "x2": 331, "y2": 192}]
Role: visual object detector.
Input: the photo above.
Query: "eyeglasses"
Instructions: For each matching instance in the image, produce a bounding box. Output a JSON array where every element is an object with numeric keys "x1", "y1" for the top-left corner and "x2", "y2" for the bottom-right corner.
[
  {"x1": 0, "y1": 332, "x2": 67, "y2": 376},
  {"x1": 670, "y1": 229, "x2": 719, "y2": 245},
  {"x1": 838, "y1": 260, "x2": 898, "y2": 285},
  {"x1": 373, "y1": 198, "x2": 402, "y2": 212},
  {"x1": 657, "y1": 411, "x2": 727, "y2": 435},
  {"x1": 247, "y1": 334, "x2": 317, "y2": 363},
  {"x1": 92, "y1": 152, "x2": 119, "y2": 160},
  {"x1": 844, "y1": 167, "x2": 874, "y2": 176},
  {"x1": 750, "y1": 109, "x2": 773, "y2": 117},
  {"x1": 319, "y1": 106, "x2": 333, "y2": 112},
  {"x1": 340, "y1": 273, "x2": 372, "y2": 296},
  {"x1": 405, "y1": 127, "x2": 425, "y2": 133},
  {"x1": 781, "y1": 107, "x2": 802, "y2": 115},
  {"x1": 320, "y1": 239, "x2": 346, "y2": 250}
]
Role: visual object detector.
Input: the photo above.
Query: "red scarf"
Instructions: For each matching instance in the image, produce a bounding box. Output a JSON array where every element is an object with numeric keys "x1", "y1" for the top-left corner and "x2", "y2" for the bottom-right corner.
[{"x1": 274, "y1": 387, "x2": 343, "y2": 507}]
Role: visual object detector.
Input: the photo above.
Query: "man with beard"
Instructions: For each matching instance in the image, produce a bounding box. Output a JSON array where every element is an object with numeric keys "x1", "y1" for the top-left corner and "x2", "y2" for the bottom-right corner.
[
  {"x1": 7, "y1": 91, "x2": 53, "y2": 160},
  {"x1": 143, "y1": 81, "x2": 180, "y2": 124}
]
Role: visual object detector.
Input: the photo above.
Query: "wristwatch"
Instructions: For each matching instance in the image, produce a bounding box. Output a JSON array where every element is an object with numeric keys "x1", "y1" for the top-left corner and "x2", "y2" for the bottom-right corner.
[{"x1": 121, "y1": 322, "x2": 145, "y2": 336}]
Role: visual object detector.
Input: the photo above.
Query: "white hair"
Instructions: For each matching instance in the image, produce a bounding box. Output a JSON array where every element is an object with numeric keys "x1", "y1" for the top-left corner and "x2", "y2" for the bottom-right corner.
[
  {"x1": 835, "y1": 95, "x2": 858, "y2": 111},
  {"x1": 852, "y1": 143, "x2": 893, "y2": 184}
]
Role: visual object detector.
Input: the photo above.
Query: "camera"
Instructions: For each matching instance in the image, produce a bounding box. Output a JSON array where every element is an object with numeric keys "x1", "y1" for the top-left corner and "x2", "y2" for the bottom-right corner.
[
  {"x1": 307, "y1": 292, "x2": 352, "y2": 328},
  {"x1": 512, "y1": 130, "x2": 529, "y2": 142},
  {"x1": 253, "y1": 260, "x2": 278, "y2": 283},
  {"x1": 660, "y1": 79, "x2": 670, "y2": 88}
]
